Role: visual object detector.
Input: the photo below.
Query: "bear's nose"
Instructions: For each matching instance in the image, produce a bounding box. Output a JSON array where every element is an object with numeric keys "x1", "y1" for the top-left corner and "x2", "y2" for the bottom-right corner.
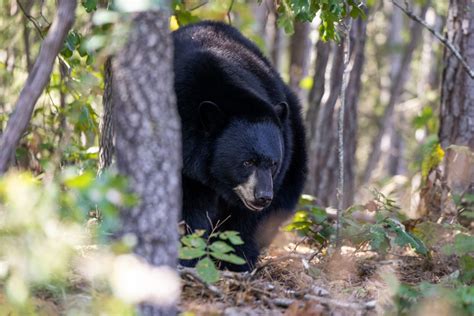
[{"x1": 255, "y1": 190, "x2": 273, "y2": 206}]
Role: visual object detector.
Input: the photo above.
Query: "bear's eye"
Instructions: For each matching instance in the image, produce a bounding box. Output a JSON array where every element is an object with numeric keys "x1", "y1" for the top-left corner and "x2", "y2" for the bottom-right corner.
[{"x1": 243, "y1": 160, "x2": 254, "y2": 168}]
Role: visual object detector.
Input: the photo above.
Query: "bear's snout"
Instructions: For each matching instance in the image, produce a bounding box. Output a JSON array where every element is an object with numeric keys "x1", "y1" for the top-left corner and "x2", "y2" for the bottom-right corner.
[
  {"x1": 233, "y1": 169, "x2": 274, "y2": 211},
  {"x1": 254, "y1": 189, "x2": 273, "y2": 208}
]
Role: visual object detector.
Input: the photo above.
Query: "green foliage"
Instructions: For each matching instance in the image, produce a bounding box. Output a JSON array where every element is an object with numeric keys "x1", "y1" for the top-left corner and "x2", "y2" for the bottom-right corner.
[
  {"x1": 391, "y1": 282, "x2": 474, "y2": 315},
  {"x1": 286, "y1": 190, "x2": 428, "y2": 255},
  {"x1": 275, "y1": 0, "x2": 366, "y2": 39},
  {"x1": 173, "y1": 0, "x2": 201, "y2": 26},
  {"x1": 61, "y1": 168, "x2": 137, "y2": 239},
  {"x1": 179, "y1": 230, "x2": 246, "y2": 284},
  {"x1": 284, "y1": 195, "x2": 333, "y2": 244},
  {"x1": 0, "y1": 170, "x2": 139, "y2": 314}
]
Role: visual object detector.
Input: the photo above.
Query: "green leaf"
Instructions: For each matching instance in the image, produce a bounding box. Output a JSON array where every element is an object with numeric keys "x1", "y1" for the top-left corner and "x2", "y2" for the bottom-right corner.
[
  {"x1": 180, "y1": 234, "x2": 206, "y2": 249},
  {"x1": 196, "y1": 257, "x2": 220, "y2": 284},
  {"x1": 454, "y1": 234, "x2": 474, "y2": 256},
  {"x1": 179, "y1": 247, "x2": 206, "y2": 260},
  {"x1": 219, "y1": 231, "x2": 244, "y2": 245},
  {"x1": 210, "y1": 252, "x2": 246, "y2": 265},
  {"x1": 82, "y1": 0, "x2": 98, "y2": 12},
  {"x1": 386, "y1": 219, "x2": 428, "y2": 255},
  {"x1": 209, "y1": 241, "x2": 234, "y2": 254},
  {"x1": 63, "y1": 172, "x2": 94, "y2": 189},
  {"x1": 459, "y1": 254, "x2": 474, "y2": 283},
  {"x1": 310, "y1": 206, "x2": 328, "y2": 223},
  {"x1": 369, "y1": 225, "x2": 390, "y2": 254}
]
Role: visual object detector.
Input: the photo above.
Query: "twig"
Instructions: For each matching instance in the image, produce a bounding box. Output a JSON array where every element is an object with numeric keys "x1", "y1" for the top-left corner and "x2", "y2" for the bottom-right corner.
[
  {"x1": 392, "y1": 0, "x2": 474, "y2": 79},
  {"x1": 0, "y1": 0, "x2": 77, "y2": 174},
  {"x1": 304, "y1": 294, "x2": 376, "y2": 310},
  {"x1": 271, "y1": 295, "x2": 376, "y2": 310},
  {"x1": 188, "y1": 0, "x2": 208, "y2": 11},
  {"x1": 227, "y1": 0, "x2": 234, "y2": 25}
]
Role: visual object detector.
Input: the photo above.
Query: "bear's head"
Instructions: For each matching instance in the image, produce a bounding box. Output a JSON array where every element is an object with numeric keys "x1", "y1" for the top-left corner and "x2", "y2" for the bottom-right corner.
[{"x1": 200, "y1": 100, "x2": 288, "y2": 211}]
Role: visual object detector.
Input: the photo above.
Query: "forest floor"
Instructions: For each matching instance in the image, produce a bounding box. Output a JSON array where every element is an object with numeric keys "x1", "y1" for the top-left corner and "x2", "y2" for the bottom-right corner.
[
  {"x1": 2, "y1": 224, "x2": 460, "y2": 315},
  {"x1": 180, "y1": 230, "x2": 459, "y2": 316}
]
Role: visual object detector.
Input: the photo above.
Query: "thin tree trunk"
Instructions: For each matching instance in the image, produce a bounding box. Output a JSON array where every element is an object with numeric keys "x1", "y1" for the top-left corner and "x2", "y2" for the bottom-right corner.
[
  {"x1": 384, "y1": 4, "x2": 405, "y2": 177},
  {"x1": 306, "y1": 42, "x2": 345, "y2": 204},
  {"x1": 439, "y1": 0, "x2": 474, "y2": 197},
  {"x1": 21, "y1": 0, "x2": 33, "y2": 72},
  {"x1": 289, "y1": 21, "x2": 311, "y2": 100},
  {"x1": 343, "y1": 17, "x2": 368, "y2": 207},
  {"x1": 306, "y1": 16, "x2": 368, "y2": 208},
  {"x1": 0, "y1": 0, "x2": 77, "y2": 174},
  {"x1": 267, "y1": 0, "x2": 282, "y2": 70},
  {"x1": 254, "y1": 0, "x2": 268, "y2": 45},
  {"x1": 306, "y1": 40, "x2": 330, "y2": 145},
  {"x1": 113, "y1": 10, "x2": 181, "y2": 316},
  {"x1": 361, "y1": 2, "x2": 430, "y2": 185},
  {"x1": 305, "y1": 39, "x2": 331, "y2": 202}
]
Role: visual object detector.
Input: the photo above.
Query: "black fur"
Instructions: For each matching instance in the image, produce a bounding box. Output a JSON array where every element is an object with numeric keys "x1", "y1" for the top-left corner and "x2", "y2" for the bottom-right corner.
[{"x1": 173, "y1": 21, "x2": 307, "y2": 271}]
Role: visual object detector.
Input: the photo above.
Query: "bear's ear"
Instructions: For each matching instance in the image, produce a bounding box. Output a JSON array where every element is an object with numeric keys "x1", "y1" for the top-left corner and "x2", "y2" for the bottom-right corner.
[
  {"x1": 199, "y1": 101, "x2": 226, "y2": 133},
  {"x1": 275, "y1": 101, "x2": 289, "y2": 123}
]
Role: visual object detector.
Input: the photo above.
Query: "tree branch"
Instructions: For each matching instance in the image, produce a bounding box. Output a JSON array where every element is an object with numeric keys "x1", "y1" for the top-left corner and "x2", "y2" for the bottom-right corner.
[
  {"x1": 392, "y1": 0, "x2": 474, "y2": 79},
  {"x1": 17, "y1": 0, "x2": 47, "y2": 39},
  {"x1": 0, "y1": 0, "x2": 77, "y2": 174}
]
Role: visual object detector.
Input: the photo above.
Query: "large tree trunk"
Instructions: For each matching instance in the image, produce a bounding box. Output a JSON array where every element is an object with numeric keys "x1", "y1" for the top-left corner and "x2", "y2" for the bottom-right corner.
[
  {"x1": 439, "y1": 0, "x2": 474, "y2": 202},
  {"x1": 306, "y1": 17, "x2": 368, "y2": 208},
  {"x1": 113, "y1": 10, "x2": 181, "y2": 315}
]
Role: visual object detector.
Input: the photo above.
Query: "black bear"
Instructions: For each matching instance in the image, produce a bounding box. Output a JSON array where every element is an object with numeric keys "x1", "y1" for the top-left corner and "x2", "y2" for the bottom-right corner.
[{"x1": 173, "y1": 21, "x2": 306, "y2": 271}]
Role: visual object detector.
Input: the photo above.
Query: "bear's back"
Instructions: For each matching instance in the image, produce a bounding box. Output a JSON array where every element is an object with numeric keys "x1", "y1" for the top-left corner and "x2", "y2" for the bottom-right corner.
[{"x1": 173, "y1": 21, "x2": 288, "y2": 123}]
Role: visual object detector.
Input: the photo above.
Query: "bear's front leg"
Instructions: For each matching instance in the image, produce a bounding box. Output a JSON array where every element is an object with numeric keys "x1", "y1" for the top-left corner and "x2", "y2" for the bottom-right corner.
[
  {"x1": 180, "y1": 177, "x2": 219, "y2": 267},
  {"x1": 216, "y1": 211, "x2": 260, "y2": 272}
]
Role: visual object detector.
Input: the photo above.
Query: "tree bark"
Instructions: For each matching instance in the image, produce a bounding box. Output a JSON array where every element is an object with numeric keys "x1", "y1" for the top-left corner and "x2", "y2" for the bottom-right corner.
[
  {"x1": 113, "y1": 10, "x2": 181, "y2": 316},
  {"x1": 0, "y1": 0, "x2": 77, "y2": 174},
  {"x1": 439, "y1": 0, "x2": 474, "y2": 197},
  {"x1": 98, "y1": 58, "x2": 114, "y2": 174}
]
